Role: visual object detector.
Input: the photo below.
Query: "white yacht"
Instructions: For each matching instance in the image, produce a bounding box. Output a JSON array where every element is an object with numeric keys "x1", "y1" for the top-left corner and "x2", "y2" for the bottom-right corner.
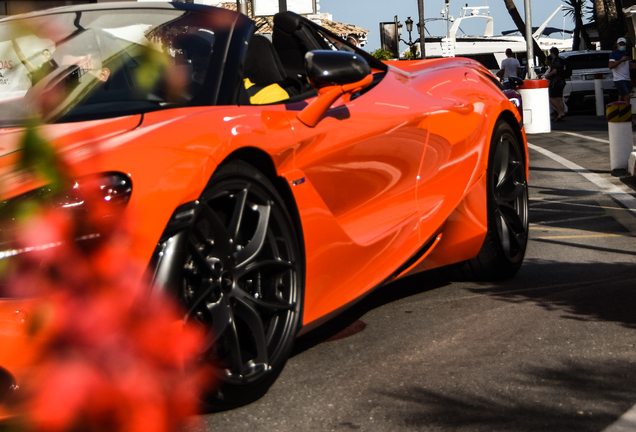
[{"x1": 405, "y1": 3, "x2": 573, "y2": 67}]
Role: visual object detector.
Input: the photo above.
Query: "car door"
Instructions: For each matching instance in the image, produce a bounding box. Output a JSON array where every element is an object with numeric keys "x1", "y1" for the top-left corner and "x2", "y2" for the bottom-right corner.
[
  {"x1": 284, "y1": 71, "x2": 432, "y2": 323},
  {"x1": 290, "y1": 81, "x2": 427, "y2": 246}
]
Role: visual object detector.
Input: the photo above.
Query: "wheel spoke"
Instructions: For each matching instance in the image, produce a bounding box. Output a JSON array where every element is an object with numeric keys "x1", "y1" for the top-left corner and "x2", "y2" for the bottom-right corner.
[
  {"x1": 234, "y1": 287, "x2": 296, "y2": 312},
  {"x1": 186, "y1": 241, "x2": 215, "y2": 275},
  {"x1": 233, "y1": 296, "x2": 269, "y2": 366},
  {"x1": 514, "y1": 230, "x2": 528, "y2": 250},
  {"x1": 234, "y1": 259, "x2": 294, "y2": 279},
  {"x1": 498, "y1": 206, "x2": 527, "y2": 256},
  {"x1": 228, "y1": 188, "x2": 249, "y2": 241},
  {"x1": 199, "y1": 202, "x2": 232, "y2": 258},
  {"x1": 500, "y1": 206, "x2": 524, "y2": 236},
  {"x1": 496, "y1": 182, "x2": 526, "y2": 207},
  {"x1": 496, "y1": 211, "x2": 511, "y2": 256},
  {"x1": 495, "y1": 138, "x2": 510, "y2": 186},
  {"x1": 235, "y1": 203, "x2": 271, "y2": 268},
  {"x1": 267, "y1": 229, "x2": 281, "y2": 260},
  {"x1": 223, "y1": 317, "x2": 246, "y2": 377},
  {"x1": 191, "y1": 225, "x2": 211, "y2": 249},
  {"x1": 183, "y1": 278, "x2": 215, "y2": 323},
  {"x1": 495, "y1": 160, "x2": 521, "y2": 191},
  {"x1": 200, "y1": 300, "x2": 233, "y2": 351}
]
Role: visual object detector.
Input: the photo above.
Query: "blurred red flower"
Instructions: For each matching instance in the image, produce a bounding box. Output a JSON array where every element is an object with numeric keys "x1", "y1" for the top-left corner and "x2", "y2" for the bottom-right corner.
[{"x1": 0, "y1": 171, "x2": 211, "y2": 432}]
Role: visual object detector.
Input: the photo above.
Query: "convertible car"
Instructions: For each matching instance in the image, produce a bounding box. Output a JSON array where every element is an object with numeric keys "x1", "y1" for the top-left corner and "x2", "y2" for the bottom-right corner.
[{"x1": 0, "y1": 2, "x2": 528, "y2": 410}]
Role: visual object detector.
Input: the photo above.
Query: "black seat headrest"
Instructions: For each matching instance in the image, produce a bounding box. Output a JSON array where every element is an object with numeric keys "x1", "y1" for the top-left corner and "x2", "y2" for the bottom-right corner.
[
  {"x1": 244, "y1": 35, "x2": 286, "y2": 85},
  {"x1": 273, "y1": 11, "x2": 304, "y2": 34}
]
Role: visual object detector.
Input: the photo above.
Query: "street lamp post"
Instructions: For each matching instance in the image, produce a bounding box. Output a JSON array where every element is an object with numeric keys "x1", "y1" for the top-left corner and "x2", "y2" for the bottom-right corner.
[
  {"x1": 398, "y1": 16, "x2": 422, "y2": 58},
  {"x1": 236, "y1": 0, "x2": 248, "y2": 15}
]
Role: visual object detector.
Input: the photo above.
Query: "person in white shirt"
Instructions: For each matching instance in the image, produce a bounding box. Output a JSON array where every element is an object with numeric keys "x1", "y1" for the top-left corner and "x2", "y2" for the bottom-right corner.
[
  {"x1": 498, "y1": 48, "x2": 522, "y2": 89},
  {"x1": 609, "y1": 37, "x2": 636, "y2": 102}
]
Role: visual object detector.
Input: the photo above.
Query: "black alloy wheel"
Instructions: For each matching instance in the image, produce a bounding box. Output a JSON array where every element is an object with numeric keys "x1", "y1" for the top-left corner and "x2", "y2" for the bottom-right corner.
[
  {"x1": 490, "y1": 122, "x2": 529, "y2": 266},
  {"x1": 448, "y1": 120, "x2": 529, "y2": 280},
  {"x1": 181, "y1": 161, "x2": 303, "y2": 409}
]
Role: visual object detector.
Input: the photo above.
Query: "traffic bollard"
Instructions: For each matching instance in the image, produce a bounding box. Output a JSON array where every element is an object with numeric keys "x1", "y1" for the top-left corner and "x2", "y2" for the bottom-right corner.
[
  {"x1": 518, "y1": 79, "x2": 550, "y2": 134},
  {"x1": 594, "y1": 73, "x2": 604, "y2": 116},
  {"x1": 606, "y1": 102, "x2": 633, "y2": 170}
]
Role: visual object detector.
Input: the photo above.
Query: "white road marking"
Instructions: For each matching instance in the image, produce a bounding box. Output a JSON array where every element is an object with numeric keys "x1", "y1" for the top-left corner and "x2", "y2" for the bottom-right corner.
[
  {"x1": 559, "y1": 131, "x2": 610, "y2": 144},
  {"x1": 602, "y1": 407, "x2": 636, "y2": 432},
  {"x1": 527, "y1": 142, "x2": 636, "y2": 216},
  {"x1": 529, "y1": 140, "x2": 636, "y2": 431}
]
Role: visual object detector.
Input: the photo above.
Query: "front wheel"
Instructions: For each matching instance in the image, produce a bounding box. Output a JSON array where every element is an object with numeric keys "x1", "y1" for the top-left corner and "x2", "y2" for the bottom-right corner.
[
  {"x1": 179, "y1": 161, "x2": 303, "y2": 410},
  {"x1": 450, "y1": 121, "x2": 529, "y2": 280}
]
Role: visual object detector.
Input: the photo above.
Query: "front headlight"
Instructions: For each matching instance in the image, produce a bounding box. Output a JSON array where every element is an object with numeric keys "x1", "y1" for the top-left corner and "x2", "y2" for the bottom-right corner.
[{"x1": 0, "y1": 171, "x2": 132, "y2": 258}]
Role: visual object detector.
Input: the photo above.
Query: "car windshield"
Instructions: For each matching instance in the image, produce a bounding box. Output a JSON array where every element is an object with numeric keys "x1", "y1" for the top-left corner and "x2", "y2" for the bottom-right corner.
[{"x1": 0, "y1": 7, "x2": 228, "y2": 126}]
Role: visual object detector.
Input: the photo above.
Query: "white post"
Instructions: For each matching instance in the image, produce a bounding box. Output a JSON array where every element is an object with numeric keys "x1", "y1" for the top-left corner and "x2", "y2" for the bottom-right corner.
[
  {"x1": 594, "y1": 73, "x2": 604, "y2": 116},
  {"x1": 606, "y1": 103, "x2": 633, "y2": 170},
  {"x1": 519, "y1": 80, "x2": 551, "y2": 134}
]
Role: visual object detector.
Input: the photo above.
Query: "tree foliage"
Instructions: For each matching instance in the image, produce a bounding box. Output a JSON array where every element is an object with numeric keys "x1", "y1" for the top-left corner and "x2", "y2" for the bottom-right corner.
[
  {"x1": 592, "y1": 0, "x2": 628, "y2": 49},
  {"x1": 501, "y1": 0, "x2": 546, "y2": 65},
  {"x1": 370, "y1": 48, "x2": 394, "y2": 61},
  {"x1": 562, "y1": 0, "x2": 594, "y2": 50}
]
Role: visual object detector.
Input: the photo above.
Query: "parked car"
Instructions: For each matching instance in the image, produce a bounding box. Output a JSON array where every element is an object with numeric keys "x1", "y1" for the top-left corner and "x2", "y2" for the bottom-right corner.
[
  {"x1": 0, "y1": 1, "x2": 529, "y2": 412},
  {"x1": 560, "y1": 50, "x2": 618, "y2": 112}
]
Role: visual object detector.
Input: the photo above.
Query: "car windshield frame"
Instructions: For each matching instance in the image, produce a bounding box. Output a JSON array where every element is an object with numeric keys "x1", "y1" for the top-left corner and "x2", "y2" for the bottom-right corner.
[{"x1": 0, "y1": 4, "x2": 238, "y2": 127}]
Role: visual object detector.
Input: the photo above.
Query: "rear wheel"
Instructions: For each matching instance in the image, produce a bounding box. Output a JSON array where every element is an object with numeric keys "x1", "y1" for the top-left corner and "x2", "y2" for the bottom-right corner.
[
  {"x1": 181, "y1": 161, "x2": 303, "y2": 410},
  {"x1": 449, "y1": 121, "x2": 528, "y2": 280}
]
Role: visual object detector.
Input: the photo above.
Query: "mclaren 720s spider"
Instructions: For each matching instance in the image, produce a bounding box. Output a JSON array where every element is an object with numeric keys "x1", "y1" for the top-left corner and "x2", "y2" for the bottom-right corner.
[{"x1": 0, "y1": 2, "x2": 528, "y2": 411}]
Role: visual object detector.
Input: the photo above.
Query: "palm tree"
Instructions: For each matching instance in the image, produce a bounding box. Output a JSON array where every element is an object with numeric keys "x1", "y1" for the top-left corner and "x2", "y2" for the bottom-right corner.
[
  {"x1": 502, "y1": 0, "x2": 546, "y2": 64},
  {"x1": 592, "y1": 0, "x2": 627, "y2": 49},
  {"x1": 563, "y1": 0, "x2": 594, "y2": 49}
]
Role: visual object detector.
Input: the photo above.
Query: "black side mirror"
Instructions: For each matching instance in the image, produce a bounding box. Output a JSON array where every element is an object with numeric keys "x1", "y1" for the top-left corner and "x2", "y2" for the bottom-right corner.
[
  {"x1": 305, "y1": 50, "x2": 371, "y2": 89},
  {"x1": 508, "y1": 76, "x2": 524, "y2": 88},
  {"x1": 298, "y1": 51, "x2": 373, "y2": 127}
]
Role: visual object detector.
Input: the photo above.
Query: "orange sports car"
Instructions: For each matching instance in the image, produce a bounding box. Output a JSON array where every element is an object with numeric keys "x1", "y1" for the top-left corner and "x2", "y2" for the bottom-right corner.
[{"x1": 0, "y1": 2, "x2": 528, "y2": 410}]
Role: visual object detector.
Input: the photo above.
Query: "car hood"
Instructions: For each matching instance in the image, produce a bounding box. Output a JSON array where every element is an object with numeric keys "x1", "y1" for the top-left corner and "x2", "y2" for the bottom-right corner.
[{"x1": 0, "y1": 115, "x2": 141, "y2": 197}]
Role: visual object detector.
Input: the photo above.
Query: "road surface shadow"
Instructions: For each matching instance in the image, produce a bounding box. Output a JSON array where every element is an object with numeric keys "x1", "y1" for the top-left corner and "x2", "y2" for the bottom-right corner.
[
  {"x1": 291, "y1": 271, "x2": 450, "y2": 356},
  {"x1": 375, "y1": 358, "x2": 636, "y2": 432},
  {"x1": 466, "y1": 260, "x2": 636, "y2": 329},
  {"x1": 547, "y1": 114, "x2": 612, "y2": 133}
]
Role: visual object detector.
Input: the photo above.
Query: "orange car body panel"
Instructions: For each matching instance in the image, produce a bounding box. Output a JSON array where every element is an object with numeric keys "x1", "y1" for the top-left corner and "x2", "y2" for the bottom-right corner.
[
  {"x1": 0, "y1": 58, "x2": 525, "y2": 360},
  {"x1": 283, "y1": 59, "x2": 524, "y2": 328}
]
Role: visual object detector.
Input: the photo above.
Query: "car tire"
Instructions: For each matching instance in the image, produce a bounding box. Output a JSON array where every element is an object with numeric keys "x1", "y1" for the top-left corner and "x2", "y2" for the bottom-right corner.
[
  {"x1": 180, "y1": 160, "x2": 303, "y2": 410},
  {"x1": 447, "y1": 120, "x2": 529, "y2": 280}
]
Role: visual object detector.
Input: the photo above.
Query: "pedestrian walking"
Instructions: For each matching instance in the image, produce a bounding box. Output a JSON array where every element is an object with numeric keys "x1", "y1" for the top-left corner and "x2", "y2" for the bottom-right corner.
[{"x1": 545, "y1": 47, "x2": 566, "y2": 121}]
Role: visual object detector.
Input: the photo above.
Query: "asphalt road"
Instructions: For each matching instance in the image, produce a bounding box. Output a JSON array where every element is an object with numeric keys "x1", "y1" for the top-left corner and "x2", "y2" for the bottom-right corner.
[{"x1": 189, "y1": 115, "x2": 636, "y2": 432}]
